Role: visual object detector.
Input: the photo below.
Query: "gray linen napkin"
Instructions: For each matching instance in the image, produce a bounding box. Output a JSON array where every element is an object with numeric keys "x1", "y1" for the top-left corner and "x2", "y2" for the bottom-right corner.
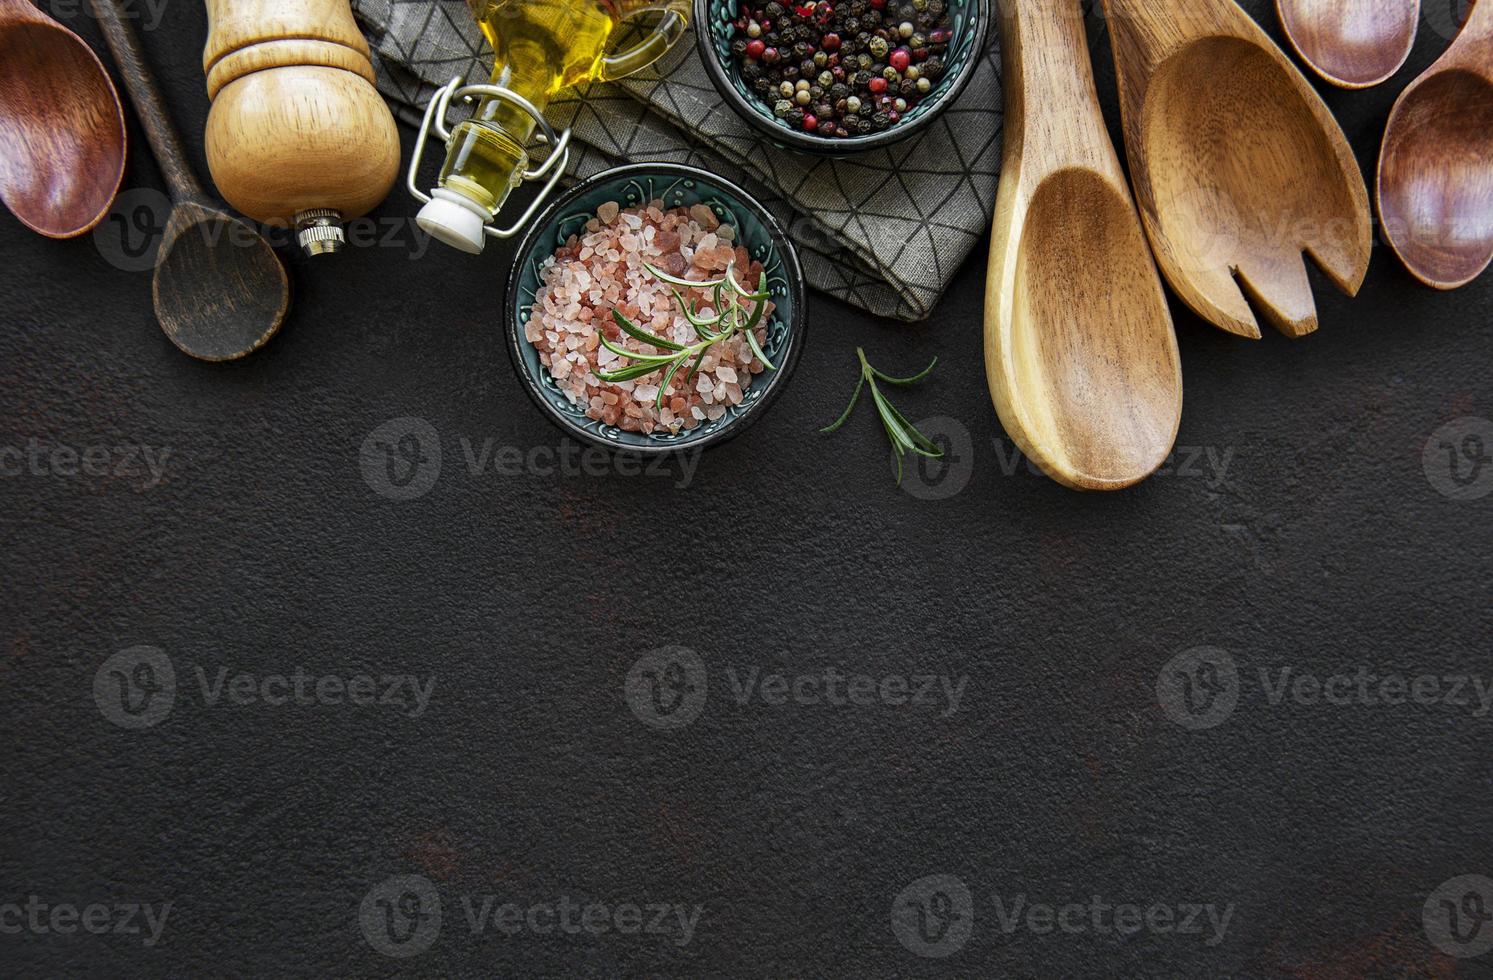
[{"x1": 350, "y1": 0, "x2": 1003, "y2": 321}]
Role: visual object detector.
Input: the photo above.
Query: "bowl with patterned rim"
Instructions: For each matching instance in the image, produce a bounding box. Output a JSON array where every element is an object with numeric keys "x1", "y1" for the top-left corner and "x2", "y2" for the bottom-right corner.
[
  {"x1": 694, "y1": 0, "x2": 990, "y2": 154},
  {"x1": 505, "y1": 162, "x2": 807, "y2": 453}
]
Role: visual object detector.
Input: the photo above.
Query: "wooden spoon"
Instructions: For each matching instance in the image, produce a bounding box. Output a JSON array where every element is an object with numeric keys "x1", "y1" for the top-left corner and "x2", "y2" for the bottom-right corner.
[
  {"x1": 89, "y1": 0, "x2": 289, "y2": 361},
  {"x1": 1101, "y1": 0, "x2": 1372, "y2": 339},
  {"x1": 0, "y1": 0, "x2": 126, "y2": 237},
  {"x1": 1377, "y1": 0, "x2": 1493, "y2": 290},
  {"x1": 1277, "y1": 0, "x2": 1420, "y2": 88},
  {"x1": 984, "y1": 0, "x2": 1181, "y2": 491}
]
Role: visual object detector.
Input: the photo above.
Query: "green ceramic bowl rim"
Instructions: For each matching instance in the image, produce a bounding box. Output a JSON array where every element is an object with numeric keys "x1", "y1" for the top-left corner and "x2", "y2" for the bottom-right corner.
[
  {"x1": 504, "y1": 162, "x2": 807, "y2": 455},
  {"x1": 692, "y1": 0, "x2": 990, "y2": 155}
]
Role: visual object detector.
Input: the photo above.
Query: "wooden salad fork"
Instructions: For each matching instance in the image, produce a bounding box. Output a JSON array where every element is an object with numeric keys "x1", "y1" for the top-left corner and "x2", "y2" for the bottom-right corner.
[{"x1": 1101, "y1": 0, "x2": 1372, "y2": 339}]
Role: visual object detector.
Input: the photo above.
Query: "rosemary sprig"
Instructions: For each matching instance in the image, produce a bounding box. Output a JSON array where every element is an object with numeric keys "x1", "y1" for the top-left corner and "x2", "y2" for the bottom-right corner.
[
  {"x1": 595, "y1": 260, "x2": 776, "y2": 411},
  {"x1": 820, "y1": 347, "x2": 942, "y2": 484}
]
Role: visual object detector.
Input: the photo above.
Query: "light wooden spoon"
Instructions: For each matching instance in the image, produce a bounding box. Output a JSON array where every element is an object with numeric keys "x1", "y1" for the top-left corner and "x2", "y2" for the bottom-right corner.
[
  {"x1": 984, "y1": 0, "x2": 1181, "y2": 491},
  {"x1": 1278, "y1": 0, "x2": 1420, "y2": 88},
  {"x1": 1377, "y1": 0, "x2": 1493, "y2": 290},
  {"x1": 1102, "y1": 0, "x2": 1372, "y2": 339},
  {"x1": 0, "y1": 0, "x2": 126, "y2": 237}
]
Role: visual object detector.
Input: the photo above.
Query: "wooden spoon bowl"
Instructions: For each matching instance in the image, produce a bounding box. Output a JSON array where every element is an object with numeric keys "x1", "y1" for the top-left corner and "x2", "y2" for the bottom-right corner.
[
  {"x1": 986, "y1": 0, "x2": 1181, "y2": 491},
  {"x1": 1102, "y1": 0, "x2": 1372, "y2": 340},
  {"x1": 1377, "y1": 0, "x2": 1493, "y2": 290},
  {"x1": 0, "y1": 0, "x2": 126, "y2": 238},
  {"x1": 1277, "y1": 0, "x2": 1420, "y2": 89},
  {"x1": 153, "y1": 202, "x2": 289, "y2": 361}
]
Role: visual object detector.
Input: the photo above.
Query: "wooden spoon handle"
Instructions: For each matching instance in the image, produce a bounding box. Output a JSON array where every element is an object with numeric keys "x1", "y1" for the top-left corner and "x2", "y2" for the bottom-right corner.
[
  {"x1": 87, "y1": 0, "x2": 206, "y2": 202},
  {"x1": 1450, "y1": 0, "x2": 1493, "y2": 72},
  {"x1": 998, "y1": 0, "x2": 1111, "y2": 167}
]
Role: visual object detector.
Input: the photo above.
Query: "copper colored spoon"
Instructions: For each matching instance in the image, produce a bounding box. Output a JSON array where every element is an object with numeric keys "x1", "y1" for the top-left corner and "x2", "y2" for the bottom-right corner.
[
  {"x1": 0, "y1": 0, "x2": 126, "y2": 237},
  {"x1": 1378, "y1": 0, "x2": 1493, "y2": 290},
  {"x1": 1278, "y1": 0, "x2": 1420, "y2": 89}
]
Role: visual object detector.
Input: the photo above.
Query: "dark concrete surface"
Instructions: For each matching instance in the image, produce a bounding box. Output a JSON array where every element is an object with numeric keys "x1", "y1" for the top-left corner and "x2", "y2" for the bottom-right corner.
[{"x1": 2, "y1": 1, "x2": 1490, "y2": 976}]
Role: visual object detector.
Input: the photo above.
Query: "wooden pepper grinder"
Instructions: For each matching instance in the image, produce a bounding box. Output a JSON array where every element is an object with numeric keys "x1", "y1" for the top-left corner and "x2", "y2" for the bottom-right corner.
[{"x1": 202, "y1": 0, "x2": 400, "y2": 256}]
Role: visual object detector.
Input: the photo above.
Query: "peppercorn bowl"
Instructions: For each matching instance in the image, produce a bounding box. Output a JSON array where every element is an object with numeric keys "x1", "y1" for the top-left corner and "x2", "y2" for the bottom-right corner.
[
  {"x1": 695, "y1": 0, "x2": 989, "y2": 153},
  {"x1": 505, "y1": 163, "x2": 807, "y2": 454}
]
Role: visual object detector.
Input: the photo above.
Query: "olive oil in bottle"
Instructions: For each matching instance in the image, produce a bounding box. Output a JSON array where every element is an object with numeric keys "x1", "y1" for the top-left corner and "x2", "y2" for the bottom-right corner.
[{"x1": 417, "y1": 0, "x2": 690, "y2": 253}]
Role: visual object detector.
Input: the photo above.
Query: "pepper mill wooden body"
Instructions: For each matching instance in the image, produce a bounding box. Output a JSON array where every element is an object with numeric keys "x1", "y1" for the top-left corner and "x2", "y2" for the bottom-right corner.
[{"x1": 202, "y1": 0, "x2": 400, "y2": 255}]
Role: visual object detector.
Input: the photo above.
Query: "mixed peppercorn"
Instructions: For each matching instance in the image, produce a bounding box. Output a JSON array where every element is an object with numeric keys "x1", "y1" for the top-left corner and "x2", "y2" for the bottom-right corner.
[{"x1": 728, "y1": 0, "x2": 954, "y2": 138}]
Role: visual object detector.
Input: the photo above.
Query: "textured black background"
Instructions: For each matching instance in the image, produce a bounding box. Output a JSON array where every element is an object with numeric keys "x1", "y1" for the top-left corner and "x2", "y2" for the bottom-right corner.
[{"x1": 2, "y1": 0, "x2": 1490, "y2": 976}]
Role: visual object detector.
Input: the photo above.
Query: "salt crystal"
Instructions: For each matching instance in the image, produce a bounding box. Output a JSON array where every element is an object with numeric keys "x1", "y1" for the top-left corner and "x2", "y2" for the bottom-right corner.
[
  {"x1": 690, "y1": 204, "x2": 719, "y2": 231},
  {"x1": 597, "y1": 201, "x2": 620, "y2": 223},
  {"x1": 716, "y1": 364, "x2": 737, "y2": 383},
  {"x1": 691, "y1": 406, "x2": 705, "y2": 420}
]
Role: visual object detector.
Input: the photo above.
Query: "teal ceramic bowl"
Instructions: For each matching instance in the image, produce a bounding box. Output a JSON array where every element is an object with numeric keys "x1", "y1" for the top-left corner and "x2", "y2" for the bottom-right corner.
[
  {"x1": 694, "y1": 0, "x2": 989, "y2": 154},
  {"x1": 505, "y1": 163, "x2": 806, "y2": 453}
]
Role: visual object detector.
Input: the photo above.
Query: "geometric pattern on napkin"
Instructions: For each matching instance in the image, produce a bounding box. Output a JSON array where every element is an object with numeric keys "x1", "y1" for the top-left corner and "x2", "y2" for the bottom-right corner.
[{"x1": 351, "y1": 0, "x2": 1002, "y2": 321}]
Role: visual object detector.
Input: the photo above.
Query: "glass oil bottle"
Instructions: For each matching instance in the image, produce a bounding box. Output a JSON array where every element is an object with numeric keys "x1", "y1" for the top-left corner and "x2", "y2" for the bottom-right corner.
[{"x1": 416, "y1": 0, "x2": 690, "y2": 253}]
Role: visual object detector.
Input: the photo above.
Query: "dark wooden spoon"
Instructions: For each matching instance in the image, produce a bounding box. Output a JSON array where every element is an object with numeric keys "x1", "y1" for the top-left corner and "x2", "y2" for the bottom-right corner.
[
  {"x1": 0, "y1": 0, "x2": 127, "y2": 237},
  {"x1": 1377, "y1": 0, "x2": 1493, "y2": 289},
  {"x1": 89, "y1": 0, "x2": 289, "y2": 361}
]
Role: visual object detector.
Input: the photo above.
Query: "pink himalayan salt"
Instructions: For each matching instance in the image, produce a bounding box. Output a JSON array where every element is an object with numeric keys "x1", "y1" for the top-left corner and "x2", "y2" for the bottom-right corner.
[{"x1": 523, "y1": 200, "x2": 773, "y2": 435}]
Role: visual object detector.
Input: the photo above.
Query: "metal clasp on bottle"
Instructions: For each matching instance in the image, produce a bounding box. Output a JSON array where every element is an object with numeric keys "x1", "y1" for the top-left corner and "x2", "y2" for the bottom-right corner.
[{"x1": 406, "y1": 75, "x2": 573, "y2": 239}]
